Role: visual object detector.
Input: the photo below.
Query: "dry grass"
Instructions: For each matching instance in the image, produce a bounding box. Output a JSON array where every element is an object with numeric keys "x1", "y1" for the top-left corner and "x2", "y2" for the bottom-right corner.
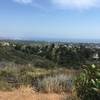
[
  {"x1": 0, "y1": 86, "x2": 74, "y2": 100},
  {"x1": 35, "y1": 74, "x2": 74, "y2": 93},
  {"x1": 0, "y1": 67, "x2": 78, "y2": 100}
]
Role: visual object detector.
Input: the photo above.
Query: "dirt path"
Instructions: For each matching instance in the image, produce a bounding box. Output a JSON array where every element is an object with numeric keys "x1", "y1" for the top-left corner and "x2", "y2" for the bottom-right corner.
[{"x1": 0, "y1": 87, "x2": 71, "y2": 100}]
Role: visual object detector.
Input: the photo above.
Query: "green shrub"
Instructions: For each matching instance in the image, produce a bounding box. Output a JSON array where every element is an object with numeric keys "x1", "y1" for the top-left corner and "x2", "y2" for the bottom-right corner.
[
  {"x1": 0, "y1": 81, "x2": 13, "y2": 91},
  {"x1": 74, "y1": 64, "x2": 100, "y2": 100},
  {"x1": 0, "y1": 66, "x2": 19, "y2": 82},
  {"x1": 63, "y1": 95, "x2": 79, "y2": 100},
  {"x1": 33, "y1": 59, "x2": 55, "y2": 68}
]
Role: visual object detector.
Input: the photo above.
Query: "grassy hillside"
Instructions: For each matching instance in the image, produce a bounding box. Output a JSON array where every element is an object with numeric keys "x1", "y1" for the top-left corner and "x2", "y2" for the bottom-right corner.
[{"x1": 0, "y1": 45, "x2": 55, "y2": 68}]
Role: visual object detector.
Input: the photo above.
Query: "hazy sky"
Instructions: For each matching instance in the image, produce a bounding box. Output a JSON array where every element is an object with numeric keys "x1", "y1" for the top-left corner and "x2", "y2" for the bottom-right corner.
[{"x1": 0, "y1": 0, "x2": 100, "y2": 40}]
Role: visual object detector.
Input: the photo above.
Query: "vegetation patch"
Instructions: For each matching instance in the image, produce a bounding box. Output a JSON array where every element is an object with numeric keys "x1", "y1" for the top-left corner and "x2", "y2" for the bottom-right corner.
[{"x1": 74, "y1": 64, "x2": 100, "y2": 100}]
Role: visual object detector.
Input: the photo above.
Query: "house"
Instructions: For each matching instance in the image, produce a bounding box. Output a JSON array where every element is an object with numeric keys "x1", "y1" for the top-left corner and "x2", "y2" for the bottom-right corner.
[
  {"x1": 1, "y1": 42, "x2": 10, "y2": 46},
  {"x1": 92, "y1": 53, "x2": 99, "y2": 60}
]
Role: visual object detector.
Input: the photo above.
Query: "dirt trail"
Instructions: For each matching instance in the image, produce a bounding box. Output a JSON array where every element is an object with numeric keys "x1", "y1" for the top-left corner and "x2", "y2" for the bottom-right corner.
[{"x1": 0, "y1": 87, "x2": 70, "y2": 100}]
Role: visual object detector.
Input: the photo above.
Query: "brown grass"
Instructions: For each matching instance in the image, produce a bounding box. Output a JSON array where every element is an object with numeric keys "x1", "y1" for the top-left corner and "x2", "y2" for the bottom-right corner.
[{"x1": 0, "y1": 86, "x2": 72, "y2": 100}]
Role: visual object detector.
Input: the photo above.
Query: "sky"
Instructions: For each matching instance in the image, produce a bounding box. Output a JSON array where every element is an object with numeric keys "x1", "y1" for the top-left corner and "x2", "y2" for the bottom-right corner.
[{"x1": 0, "y1": 0, "x2": 100, "y2": 40}]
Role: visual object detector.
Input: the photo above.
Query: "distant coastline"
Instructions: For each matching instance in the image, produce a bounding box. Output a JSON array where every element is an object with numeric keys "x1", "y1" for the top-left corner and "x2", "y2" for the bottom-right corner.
[{"x1": 0, "y1": 37, "x2": 100, "y2": 43}]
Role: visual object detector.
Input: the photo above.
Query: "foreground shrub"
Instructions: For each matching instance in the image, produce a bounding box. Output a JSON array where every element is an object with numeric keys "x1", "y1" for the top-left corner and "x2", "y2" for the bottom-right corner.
[
  {"x1": 74, "y1": 64, "x2": 100, "y2": 100},
  {"x1": 63, "y1": 95, "x2": 79, "y2": 100},
  {"x1": 35, "y1": 74, "x2": 73, "y2": 93}
]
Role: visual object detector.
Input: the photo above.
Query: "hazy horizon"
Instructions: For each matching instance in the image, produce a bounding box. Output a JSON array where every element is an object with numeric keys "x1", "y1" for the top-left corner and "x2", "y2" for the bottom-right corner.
[{"x1": 1, "y1": 34, "x2": 100, "y2": 43}]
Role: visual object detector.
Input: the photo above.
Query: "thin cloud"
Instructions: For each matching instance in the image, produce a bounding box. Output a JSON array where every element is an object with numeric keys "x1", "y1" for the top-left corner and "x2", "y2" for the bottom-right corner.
[
  {"x1": 13, "y1": 0, "x2": 100, "y2": 10},
  {"x1": 12, "y1": 0, "x2": 51, "y2": 12},
  {"x1": 13, "y1": 0, "x2": 33, "y2": 4},
  {"x1": 52, "y1": 0, "x2": 100, "y2": 10},
  {"x1": 13, "y1": 0, "x2": 44, "y2": 9}
]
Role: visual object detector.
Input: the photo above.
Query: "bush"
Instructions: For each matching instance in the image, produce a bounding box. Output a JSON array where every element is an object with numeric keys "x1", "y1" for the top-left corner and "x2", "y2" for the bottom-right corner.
[
  {"x1": 33, "y1": 59, "x2": 55, "y2": 68},
  {"x1": 74, "y1": 64, "x2": 100, "y2": 100},
  {"x1": 63, "y1": 95, "x2": 79, "y2": 100},
  {"x1": 35, "y1": 74, "x2": 73, "y2": 93},
  {"x1": 0, "y1": 66, "x2": 19, "y2": 82},
  {"x1": 0, "y1": 81, "x2": 13, "y2": 91}
]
